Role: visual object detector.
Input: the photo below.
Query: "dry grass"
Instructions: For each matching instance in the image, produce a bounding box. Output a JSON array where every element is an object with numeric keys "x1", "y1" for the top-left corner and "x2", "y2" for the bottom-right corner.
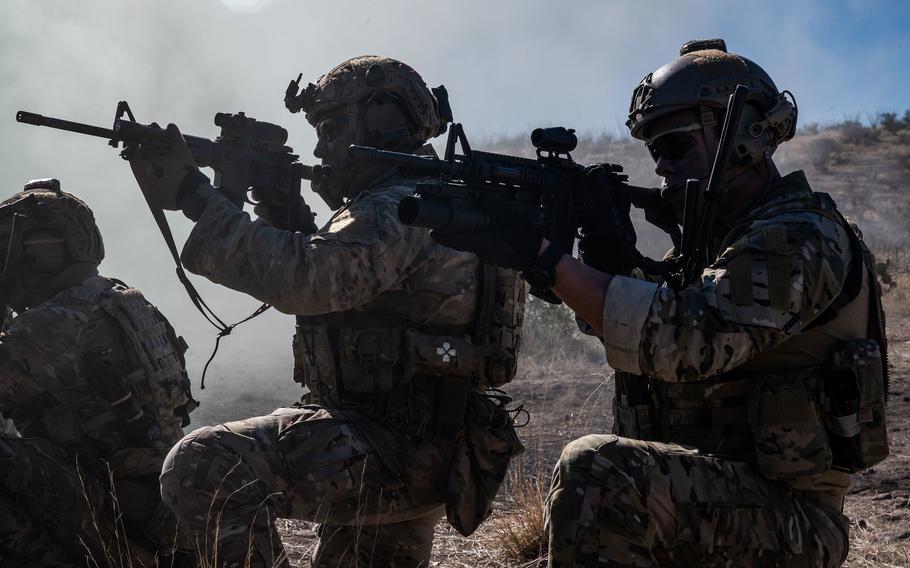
[
  {"x1": 77, "y1": 455, "x2": 292, "y2": 568},
  {"x1": 487, "y1": 467, "x2": 547, "y2": 565},
  {"x1": 76, "y1": 459, "x2": 185, "y2": 568},
  {"x1": 78, "y1": 459, "x2": 141, "y2": 568},
  {"x1": 844, "y1": 496, "x2": 910, "y2": 568}
]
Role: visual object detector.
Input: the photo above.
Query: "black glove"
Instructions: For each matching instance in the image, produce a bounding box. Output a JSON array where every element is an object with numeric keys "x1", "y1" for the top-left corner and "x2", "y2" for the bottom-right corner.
[
  {"x1": 578, "y1": 165, "x2": 640, "y2": 275},
  {"x1": 430, "y1": 193, "x2": 543, "y2": 270},
  {"x1": 251, "y1": 188, "x2": 319, "y2": 233}
]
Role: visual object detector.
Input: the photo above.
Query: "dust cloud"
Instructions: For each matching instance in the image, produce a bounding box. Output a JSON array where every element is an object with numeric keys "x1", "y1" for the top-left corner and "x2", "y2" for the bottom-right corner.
[{"x1": 1, "y1": 0, "x2": 905, "y2": 424}]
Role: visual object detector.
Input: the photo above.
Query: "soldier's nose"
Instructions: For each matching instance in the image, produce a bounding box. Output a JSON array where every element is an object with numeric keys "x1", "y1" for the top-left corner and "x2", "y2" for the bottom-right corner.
[
  {"x1": 313, "y1": 139, "x2": 327, "y2": 160},
  {"x1": 655, "y1": 156, "x2": 675, "y2": 178}
]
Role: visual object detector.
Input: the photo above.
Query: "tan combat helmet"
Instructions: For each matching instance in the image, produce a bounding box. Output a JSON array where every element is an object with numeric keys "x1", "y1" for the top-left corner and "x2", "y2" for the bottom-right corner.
[
  {"x1": 627, "y1": 39, "x2": 797, "y2": 166},
  {"x1": 285, "y1": 55, "x2": 452, "y2": 146},
  {"x1": 0, "y1": 179, "x2": 105, "y2": 266},
  {"x1": 285, "y1": 56, "x2": 453, "y2": 208}
]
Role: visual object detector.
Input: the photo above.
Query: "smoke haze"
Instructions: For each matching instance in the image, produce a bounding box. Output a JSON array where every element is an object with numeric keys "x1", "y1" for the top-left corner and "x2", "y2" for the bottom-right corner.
[{"x1": 2, "y1": 0, "x2": 907, "y2": 423}]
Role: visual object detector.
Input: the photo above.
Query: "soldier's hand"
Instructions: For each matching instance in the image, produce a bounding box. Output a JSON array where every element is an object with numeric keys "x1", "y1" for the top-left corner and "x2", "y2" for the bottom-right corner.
[
  {"x1": 251, "y1": 189, "x2": 319, "y2": 233},
  {"x1": 126, "y1": 123, "x2": 209, "y2": 211},
  {"x1": 431, "y1": 193, "x2": 543, "y2": 270},
  {"x1": 579, "y1": 165, "x2": 640, "y2": 275}
]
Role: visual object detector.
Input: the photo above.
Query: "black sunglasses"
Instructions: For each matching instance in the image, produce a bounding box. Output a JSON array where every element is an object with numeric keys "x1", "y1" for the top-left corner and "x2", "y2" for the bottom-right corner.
[
  {"x1": 647, "y1": 131, "x2": 697, "y2": 162},
  {"x1": 315, "y1": 115, "x2": 349, "y2": 142}
]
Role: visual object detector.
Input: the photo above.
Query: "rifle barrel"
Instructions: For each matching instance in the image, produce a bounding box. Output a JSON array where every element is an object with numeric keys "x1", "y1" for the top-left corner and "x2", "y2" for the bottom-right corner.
[
  {"x1": 348, "y1": 145, "x2": 456, "y2": 177},
  {"x1": 16, "y1": 111, "x2": 115, "y2": 140}
]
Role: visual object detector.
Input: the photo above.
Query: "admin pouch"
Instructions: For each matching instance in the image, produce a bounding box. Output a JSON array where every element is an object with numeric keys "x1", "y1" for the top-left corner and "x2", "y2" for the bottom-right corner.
[{"x1": 445, "y1": 391, "x2": 524, "y2": 536}]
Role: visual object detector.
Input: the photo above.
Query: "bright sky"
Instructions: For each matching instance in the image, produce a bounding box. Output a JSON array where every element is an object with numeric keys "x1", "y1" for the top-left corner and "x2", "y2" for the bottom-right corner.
[{"x1": 1, "y1": 0, "x2": 908, "y2": 407}]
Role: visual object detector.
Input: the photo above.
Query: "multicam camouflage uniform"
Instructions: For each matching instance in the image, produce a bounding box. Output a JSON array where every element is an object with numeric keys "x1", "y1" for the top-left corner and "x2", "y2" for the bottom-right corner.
[
  {"x1": 0, "y1": 182, "x2": 196, "y2": 566},
  {"x1": 544, "y1": 40, "x2": 889, "y2": 567},
  {"x1": 160, "y1": 176, "x2": 525, "y2": 567},
  {"x1": 546, "y1": 171, "x2": 888, "y2": 566},
  {"x1": 0, "y1": 277, "x2": 196, "y2": 566}
]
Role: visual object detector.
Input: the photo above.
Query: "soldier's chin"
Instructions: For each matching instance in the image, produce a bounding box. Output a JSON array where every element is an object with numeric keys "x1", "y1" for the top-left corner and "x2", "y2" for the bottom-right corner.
[
  {"x1": 312, "y1": 180, "x2": 348, "y2": 210},
  {"x1": 660, "y1": 182, "x2": 686, "y2": 201}
]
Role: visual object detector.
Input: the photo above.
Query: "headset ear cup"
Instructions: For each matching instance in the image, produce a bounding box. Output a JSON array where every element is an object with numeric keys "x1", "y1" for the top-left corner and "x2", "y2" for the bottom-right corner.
[
  {"x1": 779, "y1": 90, "x2": 798, "y2": 142},
  {"x1": 361, "y1": 93, "x2": 419, "y2": 151},
  {"x1": 23, "y1": 240, "x2": 68, "y2": 277}
]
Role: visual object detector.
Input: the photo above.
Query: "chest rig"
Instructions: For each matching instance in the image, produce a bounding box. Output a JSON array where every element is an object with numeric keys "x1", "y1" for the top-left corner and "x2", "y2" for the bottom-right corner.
[
  {"x1": 292, "y1": 263, "x2": 525, "y2": 434},
  {"x1": 16, "y1": 279, "x2": 196, "y2": 460},
  {"x1": 613, "y1": 182, "x2": 889, "y2": 481}
]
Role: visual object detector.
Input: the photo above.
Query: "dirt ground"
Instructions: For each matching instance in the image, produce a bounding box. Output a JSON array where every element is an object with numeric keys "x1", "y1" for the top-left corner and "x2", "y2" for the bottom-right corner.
[{"x1": 271, "y1": 303, "x2": 910, "y2": 567}]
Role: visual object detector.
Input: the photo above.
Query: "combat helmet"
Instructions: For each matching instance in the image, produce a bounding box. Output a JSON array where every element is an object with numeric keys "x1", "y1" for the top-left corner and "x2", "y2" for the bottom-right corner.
[
  {"x1": 627, "y1": 39, "x2": 797, "y2": 166},
  {"x1": 286, "y1": 55, "x2": 452, "y2": 145},
  {"x1": 0, "y1": 179, "x2": 105, "y2": 266},
  {"x1": 285, "y1": 56, "x2": 453, "y2": 208}
]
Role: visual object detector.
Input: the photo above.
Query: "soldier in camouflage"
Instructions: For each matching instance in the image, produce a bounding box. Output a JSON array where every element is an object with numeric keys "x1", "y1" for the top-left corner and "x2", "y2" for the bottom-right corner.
[
  {"x1": 127, "y1": 56, "x2": 525, "y2": 567},
  {"x1": 0, "y1": 179, "x2": 196, "y2": 566},
  {"x1": 433, "y1": 40, "x2": 889, "y2": 566}
]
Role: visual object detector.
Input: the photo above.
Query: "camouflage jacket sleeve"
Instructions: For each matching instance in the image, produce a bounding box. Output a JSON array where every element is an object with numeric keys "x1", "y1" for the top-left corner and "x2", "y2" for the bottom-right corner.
[
  {"x1": 0, "y1": 303, "x2": 87, "y2": 409},
  {"x1": 601, "y1": 209, "x2": 853, "y2": 381},
  {"x1": 180, "y1": 183, "x2": 432, "y2": 315}
]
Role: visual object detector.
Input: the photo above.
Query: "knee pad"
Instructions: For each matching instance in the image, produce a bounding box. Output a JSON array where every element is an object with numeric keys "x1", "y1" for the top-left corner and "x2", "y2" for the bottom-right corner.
[
  {"x1": 558, "y1": 434, "x2": 620, "y2": 473},
  {"x1": 160, "y1": 427, "x2": 222, "y2": 516},
  {"x1": 160, "y1": 426, "x2": 269, "y2": 525}
]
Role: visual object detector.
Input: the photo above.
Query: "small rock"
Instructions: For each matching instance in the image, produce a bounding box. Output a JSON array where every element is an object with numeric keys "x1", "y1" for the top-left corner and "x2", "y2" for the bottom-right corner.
[{"x1": 874, "y1": 492, "x2": 893, "y2": 501}]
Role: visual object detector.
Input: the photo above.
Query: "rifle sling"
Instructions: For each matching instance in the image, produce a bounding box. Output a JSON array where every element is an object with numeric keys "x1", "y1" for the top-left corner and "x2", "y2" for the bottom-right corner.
[{"x1": 136, "y1": 180, "x2": 270, "y2": 388}]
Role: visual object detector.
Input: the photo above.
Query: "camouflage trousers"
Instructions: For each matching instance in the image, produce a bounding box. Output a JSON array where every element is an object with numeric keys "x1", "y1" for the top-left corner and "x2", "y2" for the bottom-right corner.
[
  {"x1": 545, "y1": 435, "x2": 850, "y2": 567},
  {"x1": 0, "y1": 434, "x2": 184, "y2": 568},
  {"x1": 159, "y1": 405, "x2": 455, "y2": 568}
]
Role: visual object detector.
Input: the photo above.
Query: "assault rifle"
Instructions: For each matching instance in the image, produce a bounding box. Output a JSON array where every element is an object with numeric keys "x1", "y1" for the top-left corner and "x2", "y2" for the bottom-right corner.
[
  {"x1": 16, "y1": 102, "x2": 329, "y2": 385},
  {"x1": 348, "y1": 123, "x2": 679, "y2": 274},
  {"x1": 16, "y1": 101, "x2": 329, "y2": 231}
]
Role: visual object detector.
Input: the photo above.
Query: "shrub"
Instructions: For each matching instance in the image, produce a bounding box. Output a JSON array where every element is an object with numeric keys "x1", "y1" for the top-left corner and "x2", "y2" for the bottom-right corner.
[
  {"x1": 839, "y1": 117, "x2": 880, "y2": 146},
  {"x1": 880, "y1": 112, "x2": 901, "y2": 133}
]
